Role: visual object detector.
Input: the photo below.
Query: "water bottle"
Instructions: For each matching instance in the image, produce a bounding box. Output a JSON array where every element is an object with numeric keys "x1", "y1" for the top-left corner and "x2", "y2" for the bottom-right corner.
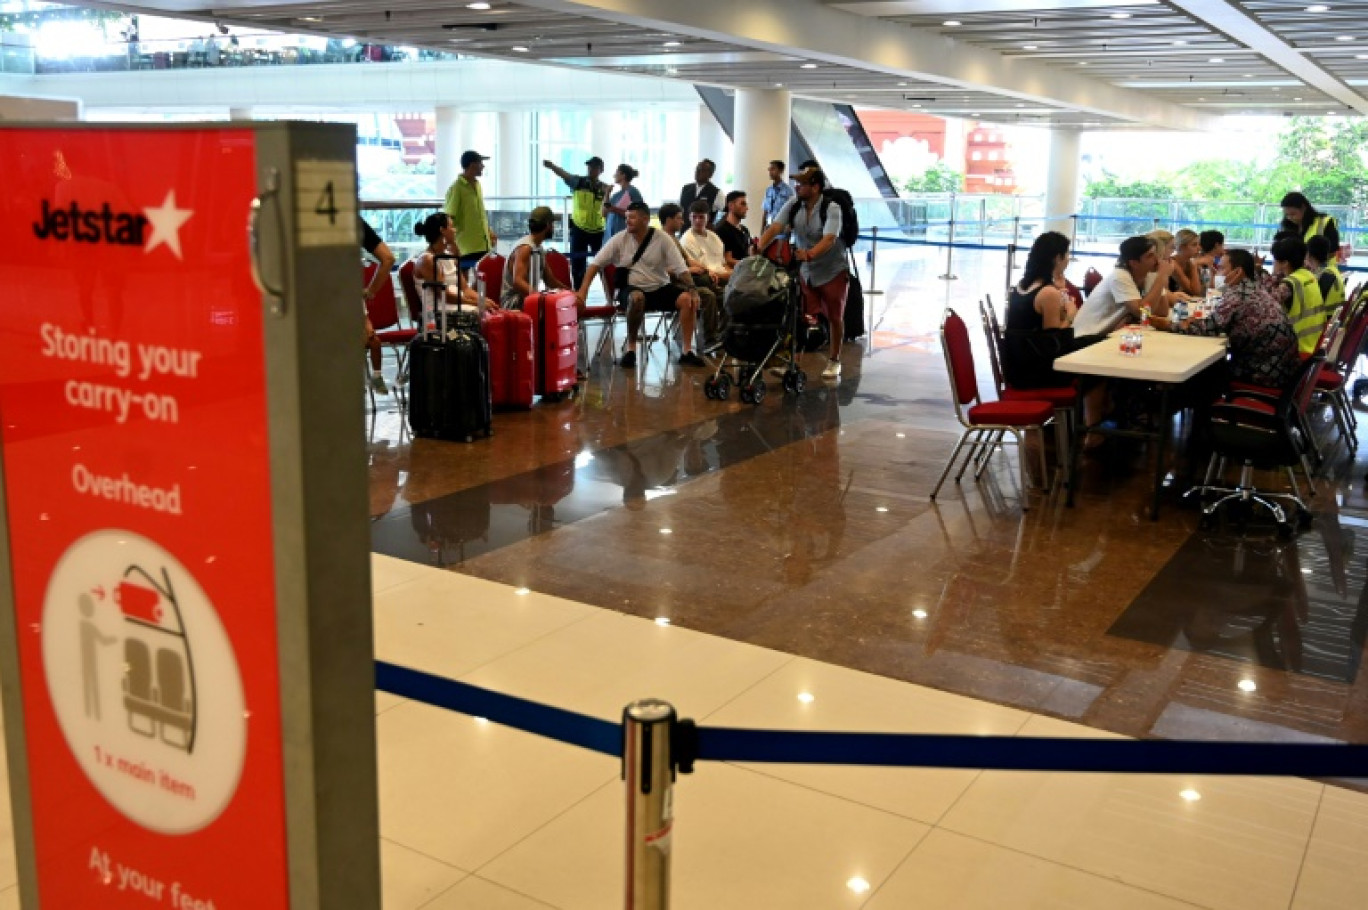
[{"x1": 1172, "y1": 300, "x2": 1188, "y2": 323}]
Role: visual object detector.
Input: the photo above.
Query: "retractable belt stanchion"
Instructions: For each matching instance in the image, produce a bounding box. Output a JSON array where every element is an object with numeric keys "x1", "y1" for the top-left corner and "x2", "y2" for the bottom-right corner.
[
  {"x1": 622, "y1": 700, "x2": 696, "y2": 910},
  {"x1": 1005, "y1": 243, "x2": 1017, "y2": 296},
  {"x1": 939, "y1": 198, "x2": 959, "y2": 281},
  {"x1": 1069, "y1": 213, "x2": 1079, "y2": 257},
  {"x1": 867, "y1": 225, "x2": 883, "y2": 297}
]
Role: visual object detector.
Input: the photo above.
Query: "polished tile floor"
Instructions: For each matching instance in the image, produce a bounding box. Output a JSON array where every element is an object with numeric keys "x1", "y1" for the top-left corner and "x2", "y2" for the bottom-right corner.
[{"x1": 3, "y1": 246, "x2": 1367, "y2": 908}]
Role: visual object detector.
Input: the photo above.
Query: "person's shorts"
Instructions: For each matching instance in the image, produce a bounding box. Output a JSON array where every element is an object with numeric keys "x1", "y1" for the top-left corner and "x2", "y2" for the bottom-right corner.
[
  {"x1": 619, "y1": 283, "x2": 682, "y2": 313},
  {"x1": 801, "y1": 272, "x2": 849, "y2": 328}
]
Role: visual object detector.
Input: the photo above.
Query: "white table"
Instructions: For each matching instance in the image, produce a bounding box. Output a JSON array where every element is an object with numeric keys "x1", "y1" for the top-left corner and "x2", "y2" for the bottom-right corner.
[{"x1": 1055, "y1": 328, "x2": 1228, "y2": 518}]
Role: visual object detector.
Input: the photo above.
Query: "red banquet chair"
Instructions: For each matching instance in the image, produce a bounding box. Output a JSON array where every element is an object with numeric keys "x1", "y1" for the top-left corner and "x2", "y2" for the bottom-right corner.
[
  {"x1": 362, "y1": 262, "x2": 417, "y2": 407},
  {"x1": 398, "y1": 259, "x2": 423, "y2": 326},
  {"x1": 475, "y1": 252, "x2": 504, "y2": 303},
  {"x1": 930, "y1": 307, "x2": 1055, "y2": 509}
]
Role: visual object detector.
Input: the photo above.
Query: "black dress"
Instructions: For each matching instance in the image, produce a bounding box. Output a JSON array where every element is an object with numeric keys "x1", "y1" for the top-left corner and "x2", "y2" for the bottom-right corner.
[{"x1": 1002, "y1": 284, "x2": 1071, "y2": 389}]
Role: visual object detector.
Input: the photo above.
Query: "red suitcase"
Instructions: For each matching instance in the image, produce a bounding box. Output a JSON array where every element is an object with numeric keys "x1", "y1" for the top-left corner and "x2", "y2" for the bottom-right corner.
[
  {"x1": 524, "y1": 290, "x2": 579, "y2": 400},
  {"x1": 482, "y1": 309, "x2": 535, "y2": 409}
]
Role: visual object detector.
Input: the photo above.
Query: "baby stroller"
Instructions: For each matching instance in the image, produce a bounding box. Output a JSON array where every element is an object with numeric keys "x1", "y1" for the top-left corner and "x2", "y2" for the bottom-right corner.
[{"x1": 704, "y1": 252, "x2": 813, "y2": 404}]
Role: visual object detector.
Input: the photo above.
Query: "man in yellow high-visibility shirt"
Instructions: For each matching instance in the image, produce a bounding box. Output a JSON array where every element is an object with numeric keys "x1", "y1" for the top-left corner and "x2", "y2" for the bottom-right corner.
[
  {"x1": 542, "y1": 155, "x2": 608, "y2": 291},
  {"x1": 1271, "y1": 234, "x2": 1327, "y2": 356},
  {"x1": 443, "y1": 149, "x2": 496, "y2": 276}
]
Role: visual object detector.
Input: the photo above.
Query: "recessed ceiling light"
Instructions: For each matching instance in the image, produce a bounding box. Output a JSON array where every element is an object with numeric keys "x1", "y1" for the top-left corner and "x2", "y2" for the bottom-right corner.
[
  {"x1": 1336, "y1": 35, "x2": 1355, "y2": 41},
  {"x1": 1173, "y1": 40, "x2": 1188, "y2": 46},
  {"x1": 1243, "y1": 73, "x2": 1254, "y2": 77},
  {"x1": 1306, "y1": 4, "x2": 1330, "y2": 10},
  {"x1": 663, "y1": 40, "x2": 680, "y2": 47},
  {"x1": 1294, "y1": 96, "x2": 1304, "y2": 100},
  {"x1": 1015, "y1": 103, "x2": 1026, "y2": 107},
  {"x1": 801, "y1": 62, "x2": 818, "y2": 69},
  {"x1": 1198, "y1": 97, "x2": 1206, "y2": 101},
  {"x1": 897, "y1": 81, "x2": 908, "y2": 86},
  {"x1": 912, "y1": 103, "x2": 923, "y2": 108},
  {"x1": 511, "y1": 45, "x2": 529, "y2": 52},
  {"x1": 970, "y1": 111, "x2": 980, "y2": 115},
  {"x1": 1327, "y1": 110, "x2": 1338, "y2": 115},
  {"x1": 1023, "y1": 44, "x2": 1038, "y2": 50},
  {"x1": 1110, "y1": 11, "x2": 1131, "y2": 18},
  {"x1": 465, "y1": 1, "x2": 491, "y2": 7},
  {"x1": 1209, "y1": 57, "x2": 1225, "y2": 63},
  {"x1": 1078, "y1": 61, "x2": 1089, "y2": 66},
  {"x1": 943, "y1": 19, "x2": 961, "y2": 26},
  {"x1": 774, "y1": 82, "x2": 784, "y2": 87},
  {"x1": 1358, "y1": 53, "x2": 1368, "y2": 59}
]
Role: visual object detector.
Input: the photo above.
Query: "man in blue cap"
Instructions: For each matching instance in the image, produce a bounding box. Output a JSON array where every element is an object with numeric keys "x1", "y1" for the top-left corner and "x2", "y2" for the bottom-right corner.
[{"x1": 444, "y1": 149, "x2": 496, "y2": 273}]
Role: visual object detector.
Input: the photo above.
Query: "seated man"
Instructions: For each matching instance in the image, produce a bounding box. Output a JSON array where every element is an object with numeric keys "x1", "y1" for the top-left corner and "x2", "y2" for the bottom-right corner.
[
  {"x1": 680, "y1": 200, "x2": 732, "y2": 284},
  {"x1": 1270, "y1": 234, "x2": 1327, "y2": 355},
  {"x1": 1073, "y1": 235, "x2": 1172, "y2": 337},
  {"x1": 574, "y1": 201, "x2": 703, "y2": 369},
  {"x1": 713, "y1": 191, "x2": 753, "y2": 267},
  {"x1": 669, "y1": 202, "x2": 723, "y2": 352},
  {"x1": 501, "y1": 205, "x2": 567, "y2": 311}
]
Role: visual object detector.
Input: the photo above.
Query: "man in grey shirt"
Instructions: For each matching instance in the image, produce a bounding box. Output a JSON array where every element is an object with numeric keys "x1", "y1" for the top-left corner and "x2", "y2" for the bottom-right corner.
[
  {"x1": 756, "y1": 166, "x2": 847, "y2": 379},
  {"x1": 575, "y1": 201, "x2": 703, "y2": 369}
]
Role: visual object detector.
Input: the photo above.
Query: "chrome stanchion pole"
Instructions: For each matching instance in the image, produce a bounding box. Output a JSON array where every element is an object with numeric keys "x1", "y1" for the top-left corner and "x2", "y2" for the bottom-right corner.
[
  {"x1": 939, "y1": 198, "x2": 958, "y2": 281},
  {"x1": 867, "y1": 225, "x2": 883, "y2": 296},
  {"x1": 979, "y1": 198, "x2": 987, "y2": 246},
  {"x1": 1005, "y1": 243, "x2": 1016, "y2": 296},
  {"x1": 623, "y1": 700, "x2": 693, "y2": 910},
  {"x1": 1069, "y1": 214, "x2": 1079, "y2": 258},
  {"x1": 1012, "y1": 215, "x2": 1021, "y2": 249}
]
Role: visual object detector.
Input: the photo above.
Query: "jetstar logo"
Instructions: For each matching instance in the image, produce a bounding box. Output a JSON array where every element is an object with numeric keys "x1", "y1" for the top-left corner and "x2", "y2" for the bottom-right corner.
[{"x1": 32, "y1": 190, "x2": 194, "y2": 260}]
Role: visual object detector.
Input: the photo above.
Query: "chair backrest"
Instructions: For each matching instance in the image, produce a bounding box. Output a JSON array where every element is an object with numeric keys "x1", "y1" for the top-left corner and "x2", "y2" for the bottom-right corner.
[
  {"x1": 398, "y1": 260, "x2": 423, "y2": 324},
  {"x1": 124, "y1": 638, "x2": 151, "y2": 698},
  {"x1": 1331, "y1": 294, "x2": 1368, "y2": 371},
  {"x1": 545, "y1": 249, "x2": 572, "y2": 288},
  {"x1": 476, "y1": 253, "x2": 504, "y2": 301},
  {"x1": 157, "y1": 647, "x2": 187, "y2": 711},
  {"x1": 940, "y1": 308, "x2": 981, "y2": 410},
  {"x1": 977, "y1": 298, "x2": 1005, "y2": 393},
  {"x1": 1083, "y1": 267, "x2": 1104, "y2": 294},
  {"x1": 362, "y1": 262, "x2": 400, "y2": 331},
  {"x1": 1289, "y1": 354, "x2": 1325, "y2": 418}
]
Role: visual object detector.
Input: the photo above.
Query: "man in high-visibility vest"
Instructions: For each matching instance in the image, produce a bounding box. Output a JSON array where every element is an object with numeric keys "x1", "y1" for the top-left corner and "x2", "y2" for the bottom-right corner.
[
  {"x1": 1270, "y1": 234, "x2": 1328, "y2": 355},
  {"x1": 543, "y1": 156, "x2": 609, "y2": 291},
  {"x1": 1307, "y1": 235, "x2": 1346, "y2": 320}
]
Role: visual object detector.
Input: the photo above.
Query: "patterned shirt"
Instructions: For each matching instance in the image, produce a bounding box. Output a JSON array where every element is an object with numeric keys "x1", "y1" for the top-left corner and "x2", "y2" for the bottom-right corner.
[
  {"x1": 763, "y1": 180, "x2": 795, "y2": 223},
  {"x1": 1179, "y1": 278, "x2": 1299, "y2": 389}
]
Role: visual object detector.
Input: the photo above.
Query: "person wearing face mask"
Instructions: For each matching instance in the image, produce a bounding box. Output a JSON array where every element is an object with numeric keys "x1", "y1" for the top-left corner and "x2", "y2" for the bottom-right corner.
[{"x1": 1165, "y1": 248, "x2": 1299, "y2": 390}]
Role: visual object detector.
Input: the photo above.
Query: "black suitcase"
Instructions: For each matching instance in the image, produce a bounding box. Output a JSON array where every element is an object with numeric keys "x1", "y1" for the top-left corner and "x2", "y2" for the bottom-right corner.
[
  {"x1": 408, "y1": 331, "x2": 492, "y2": 442},
  {"x1": 408, "y1": 254, "x2": 493, "y2": 443},
  {"x1": 843, "y1": 250, "x2": 866, "y2": 342}
]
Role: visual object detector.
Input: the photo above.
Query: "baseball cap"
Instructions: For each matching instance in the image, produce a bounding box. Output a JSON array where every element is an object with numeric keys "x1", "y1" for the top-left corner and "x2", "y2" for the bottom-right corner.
[
  {"x1": 460, "y1": 150, "x2": 489, "y2": 168},
  {"x1": 529, "y1": 205, "x2": 556, "y2": 227},
  {"x1": 585, "y1": 156, "x2": 605, "y2": 169}
]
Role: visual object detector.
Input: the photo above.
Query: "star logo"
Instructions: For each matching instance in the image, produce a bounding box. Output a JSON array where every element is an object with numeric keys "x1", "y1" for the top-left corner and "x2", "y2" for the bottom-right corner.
[{"x1": 143, "y1": 190, "x2": 194, "y2": 260}]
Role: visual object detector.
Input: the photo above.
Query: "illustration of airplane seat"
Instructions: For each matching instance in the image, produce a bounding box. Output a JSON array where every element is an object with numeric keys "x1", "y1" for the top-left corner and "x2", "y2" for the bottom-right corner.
[
  {"x1": 122, "y1": 638, "x2": 157, "y2": 738},
  {"x1": 155, "y1": 647, "x2": 193, "y2": 749}
]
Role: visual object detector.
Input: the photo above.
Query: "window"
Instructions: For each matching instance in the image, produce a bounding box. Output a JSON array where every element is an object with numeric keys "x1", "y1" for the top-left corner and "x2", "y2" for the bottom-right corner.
[{"x1": 971, "y1": 151, "x2": 983, "y2": 161}]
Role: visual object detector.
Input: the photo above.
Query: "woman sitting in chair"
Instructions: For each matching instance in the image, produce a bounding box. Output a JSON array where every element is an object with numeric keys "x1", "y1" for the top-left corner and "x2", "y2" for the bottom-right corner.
[
  {"x1": 411, "y1": 212, "x2": 497, "y2": 318},
  {"x1": 1002, "y1": 231, "x2": 1079, "y2": 389}
]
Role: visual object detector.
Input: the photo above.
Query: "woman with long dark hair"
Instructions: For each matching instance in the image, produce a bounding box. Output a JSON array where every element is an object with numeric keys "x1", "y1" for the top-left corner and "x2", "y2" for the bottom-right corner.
[
  {"x1": 1279, "y1": 191, "x2": 1340, "y2": 253},
  {"x1": 1002, "y1": 231, "x2": 1077, "y2": 389}
]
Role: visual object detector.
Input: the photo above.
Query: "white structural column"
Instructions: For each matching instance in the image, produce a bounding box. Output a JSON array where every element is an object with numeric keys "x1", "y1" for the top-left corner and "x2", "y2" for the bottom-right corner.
[
  {"x1": 1044, "y1": 127, "x2": 1082, "y2": 240},
  {"x1": 496, "y1": 110, "x2": 529, "y2": 200},
  {"x1": 590, "y1": 110, "x2": 619, "y2": 175},
  {"x1": 228, "y1": 106, "x2": 252, "y2": 120},
  {"x1": 697, "y1": 104, "x2": 731, "y2": 186},
  {"x1": 732, "y1": 88, "x2": 790, "y2": 234},
  {"x1": 435, "y1": 105, "x2": 461, "y2": 199}
]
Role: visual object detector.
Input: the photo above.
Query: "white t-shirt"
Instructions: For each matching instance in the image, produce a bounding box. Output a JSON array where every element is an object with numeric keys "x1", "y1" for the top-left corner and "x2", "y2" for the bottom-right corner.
[
  {"x1": 593, "y1": 227, "x2": 688, "y2": 292},
  {"x1": 1073, "y1": 267, "x2": 1141, "y2": 336},
  {"x1": 680, "y1": 228, "x2": 727, "y2": 272}
]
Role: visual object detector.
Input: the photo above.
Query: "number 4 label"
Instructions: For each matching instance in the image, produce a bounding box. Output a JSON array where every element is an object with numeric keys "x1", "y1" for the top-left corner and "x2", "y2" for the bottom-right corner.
[{"x1": 294, "y1": 160, "x2": 356, "y2": 248}]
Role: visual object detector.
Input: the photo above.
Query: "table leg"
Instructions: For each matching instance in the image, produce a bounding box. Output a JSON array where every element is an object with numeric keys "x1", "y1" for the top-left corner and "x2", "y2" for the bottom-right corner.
[
  {"x1": 1066, "y1": 385, "x2": 1085, "y2": 507},
  {"x1": 1151, "y1": 385, "x2": 1170, "y2": 521}
]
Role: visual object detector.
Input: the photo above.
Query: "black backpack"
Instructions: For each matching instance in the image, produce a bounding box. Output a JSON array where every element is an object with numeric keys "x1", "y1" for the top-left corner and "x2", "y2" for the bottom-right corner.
[{"x1": 819, "y1": 188, "x2": 859, "y2": 249}]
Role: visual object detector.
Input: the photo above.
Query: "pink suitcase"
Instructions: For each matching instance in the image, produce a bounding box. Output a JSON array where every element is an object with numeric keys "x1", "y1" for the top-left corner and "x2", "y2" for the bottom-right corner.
[{"x1": 523, "y1": 290, "x2": 579, "y2": 401}]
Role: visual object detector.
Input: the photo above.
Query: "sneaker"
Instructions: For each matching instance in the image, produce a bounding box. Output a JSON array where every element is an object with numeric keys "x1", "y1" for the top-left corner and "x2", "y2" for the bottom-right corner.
[
  {"x1": 821, "y1": 360, "x2": 841, "y2": 380},
  {"x1": 369, "y1": 372, "x2": 389, "y2": 395},
  {"x1": 679, "y1": 351, "x2": 706, "y2": 367},
  {"x1": 619, "y1": 350, "x2": 637, "y2": 369}
]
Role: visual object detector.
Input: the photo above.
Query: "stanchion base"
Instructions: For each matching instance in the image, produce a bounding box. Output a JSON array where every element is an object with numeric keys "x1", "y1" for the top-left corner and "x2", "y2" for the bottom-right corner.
[
  {"x1": 939, "y1": 274, "x2": 959, "y2": 281},
  {"x1": 865, "y1": 290, "x2": 885, "y2": 296}
]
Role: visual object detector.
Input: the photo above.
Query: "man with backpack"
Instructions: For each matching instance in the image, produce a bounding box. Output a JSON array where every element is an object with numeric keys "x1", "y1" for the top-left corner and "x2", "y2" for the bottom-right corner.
[{"x1": 756, "y1": 165, "x2": 850, "y2": 380}]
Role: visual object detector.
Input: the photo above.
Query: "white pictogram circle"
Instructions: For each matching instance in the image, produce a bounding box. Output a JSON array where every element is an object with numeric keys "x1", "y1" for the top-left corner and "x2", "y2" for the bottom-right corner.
[{"x1": 42, "y1": 530, "x2": 247, "y2": 834}]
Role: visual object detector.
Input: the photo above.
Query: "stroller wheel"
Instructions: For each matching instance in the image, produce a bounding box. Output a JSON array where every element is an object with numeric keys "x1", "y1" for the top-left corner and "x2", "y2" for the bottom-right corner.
[
  {"x1": 704, "y1": 378, "x2": 718, "y2": 399},
  {"x1": 784, "y1": 369, "x2": 807, "y2": 394},
  {"x1": 716, "y1": 373, "x2": 731, "y2": 401},
  {"x1": 751, "y1": 379, "x2": 767, "y2": 404},
  {"x1": 739, "y1": 387, "x2": 754, "y2": 404}
]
